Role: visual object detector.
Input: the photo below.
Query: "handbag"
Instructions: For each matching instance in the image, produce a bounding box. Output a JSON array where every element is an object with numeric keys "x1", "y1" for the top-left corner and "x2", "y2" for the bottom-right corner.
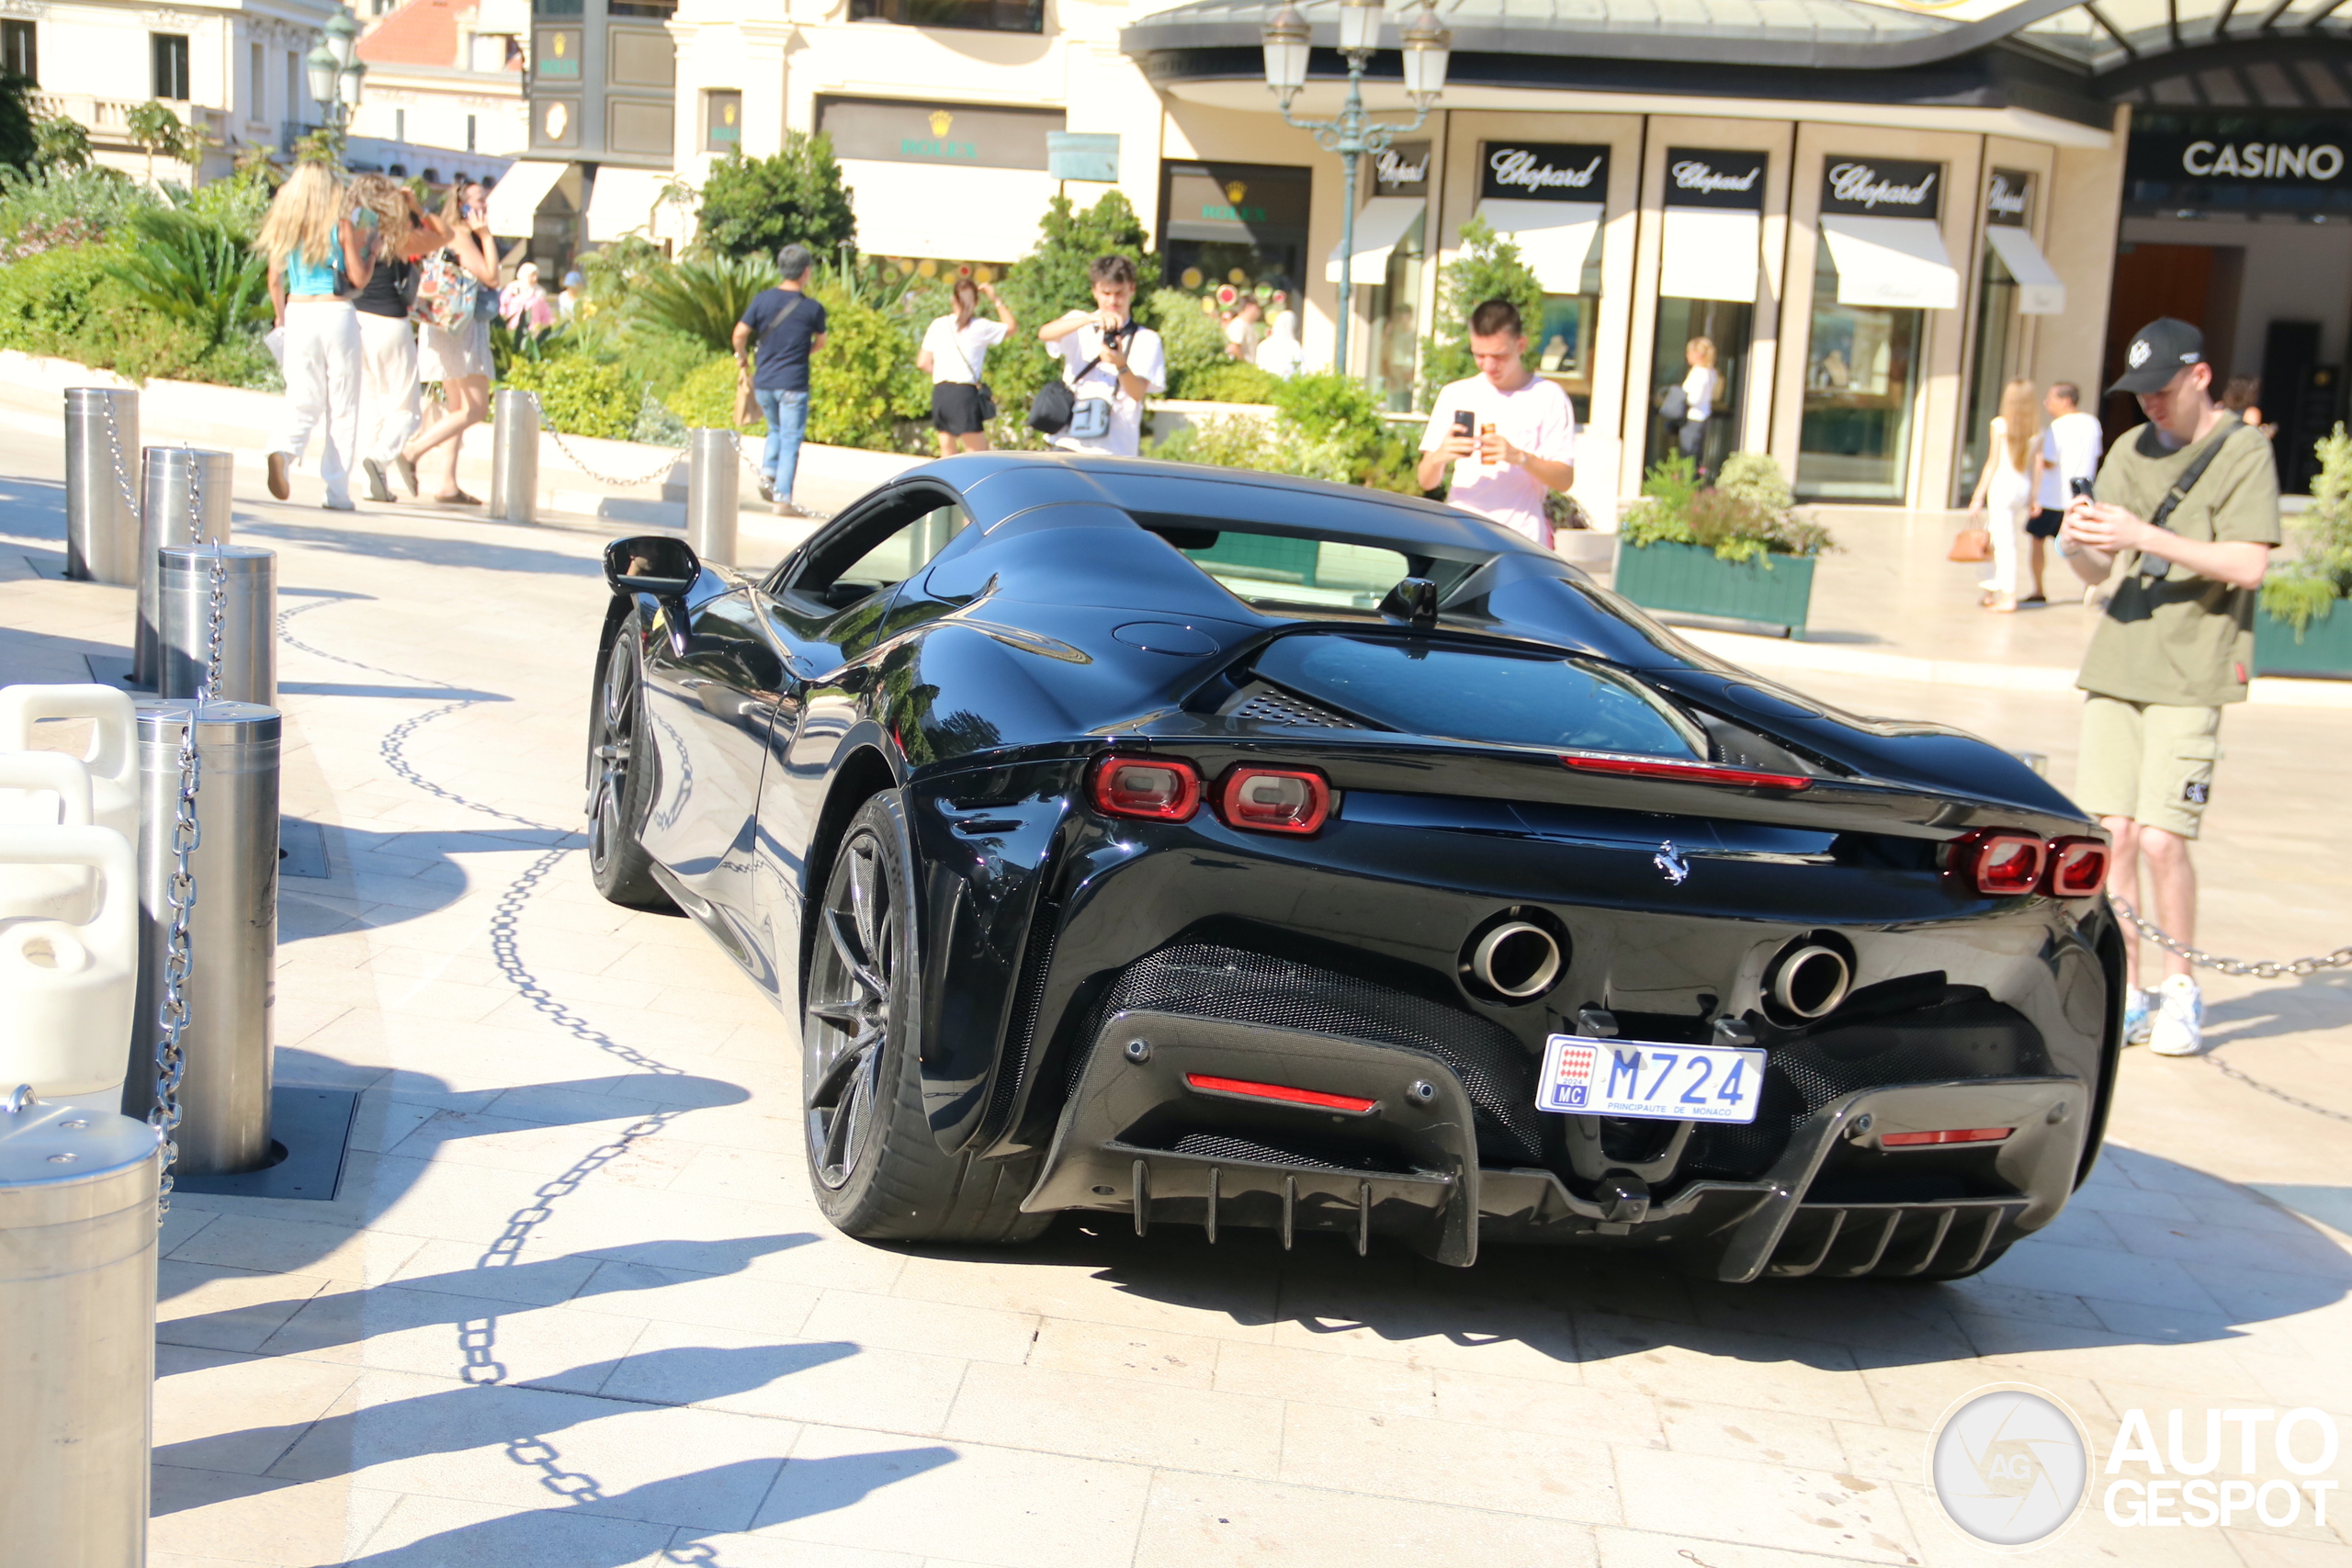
[
  {"x1": 1949, "y1": 526, "x2": 1992, "y2": 563},
  {"x1": 1658, "y1": 385, "x2": 1688, "y2": 425},
  {"x1": 943, "y1": 327, "x2": 999, "y2": 423},
  {"x1": 1029, "y1": 321, "x2": 1131, "y2": 436},
  {"x1": 733, "y1": 369, "x2": 758, "y2": 428},
  {"x1": 412, "y1": 250, "x2": 477, "y2": 332}
]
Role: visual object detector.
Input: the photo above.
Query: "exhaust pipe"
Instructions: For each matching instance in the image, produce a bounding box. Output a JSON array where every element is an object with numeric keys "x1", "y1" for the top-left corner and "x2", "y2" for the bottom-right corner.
[
  {"x1": 1771, "y1": 943, "x2": 1852, "y2": 1021},
  {"x1": 1471, "y1": 921, "x2": 1563, "y2": 1000}
]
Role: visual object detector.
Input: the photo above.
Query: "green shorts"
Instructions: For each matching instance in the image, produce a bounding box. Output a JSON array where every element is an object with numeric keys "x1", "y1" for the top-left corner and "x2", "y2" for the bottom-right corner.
[{"x1": 2075, "y1": 695, "x2": 2222, "y2": 840}]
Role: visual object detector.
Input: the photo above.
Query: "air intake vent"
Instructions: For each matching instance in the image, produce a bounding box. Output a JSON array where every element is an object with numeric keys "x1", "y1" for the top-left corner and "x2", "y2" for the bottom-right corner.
[{"x1": 1226, "y1": 682, "x2": 1363, "y2": 729}]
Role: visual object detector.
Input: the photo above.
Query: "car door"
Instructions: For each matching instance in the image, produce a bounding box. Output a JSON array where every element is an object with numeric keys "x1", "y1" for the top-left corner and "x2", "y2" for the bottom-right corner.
[{"x1": 749, "y1": 485, "x2": 975, "y2": 1004}]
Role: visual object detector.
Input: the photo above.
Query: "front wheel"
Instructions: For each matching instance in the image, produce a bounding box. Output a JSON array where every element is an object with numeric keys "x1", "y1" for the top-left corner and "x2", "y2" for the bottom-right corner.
[
  {"x1": 586, "y1": 626, "x2": 674, "y2": 911},
  {"x1": 801, "y1": 792, "x2": 1046, "y2": 1244}
]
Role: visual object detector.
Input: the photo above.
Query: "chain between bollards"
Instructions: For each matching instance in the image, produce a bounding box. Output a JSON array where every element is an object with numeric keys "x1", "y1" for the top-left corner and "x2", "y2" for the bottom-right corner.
[
  {"x1": 2110, "y1": 897, "x2": 2352, "y2": 980},
  {"x1": 148, "y1": 545, "x2": 226, "y2": 1218}
]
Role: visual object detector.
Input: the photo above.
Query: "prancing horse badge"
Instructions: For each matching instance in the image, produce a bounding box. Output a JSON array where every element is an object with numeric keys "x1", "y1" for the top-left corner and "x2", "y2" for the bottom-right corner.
[{"x1": 1654, "y1": 840, "x2": 1690, "y2": 886}]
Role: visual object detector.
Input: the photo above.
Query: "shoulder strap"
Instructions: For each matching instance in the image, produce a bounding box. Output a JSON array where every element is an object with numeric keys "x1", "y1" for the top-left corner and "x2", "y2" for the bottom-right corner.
[{"x1": 2149, "y1": 423, "x2": 2240, "y2": 531}]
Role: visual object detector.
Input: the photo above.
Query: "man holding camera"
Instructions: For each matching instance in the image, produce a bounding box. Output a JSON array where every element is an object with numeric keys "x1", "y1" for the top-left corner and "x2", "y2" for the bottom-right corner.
[
  {"x1": 2062, "y1": 318, "x2": 2278, "y2": 1057},
  {"x1": 1418, "y1": 299, "x2": 1578, "y2": 547},
  {"x1": 1037, "y1": 254, "x2": 1167, "y2": 459}
]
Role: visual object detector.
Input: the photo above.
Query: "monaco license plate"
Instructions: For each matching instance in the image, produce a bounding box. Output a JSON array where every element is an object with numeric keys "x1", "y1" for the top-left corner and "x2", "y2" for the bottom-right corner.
[{"x1": 1536, "y1": 1034, "x2": 1767, "y2": 1124}]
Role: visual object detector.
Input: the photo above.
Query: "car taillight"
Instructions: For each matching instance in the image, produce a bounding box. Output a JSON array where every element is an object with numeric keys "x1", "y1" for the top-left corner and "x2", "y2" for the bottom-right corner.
[
  {"x1": 1951, "y1": 829, "x2": 2046, "y2": 896},
  {"x1": 1216, "y1": 766, "x2": 1330, "y2": 835},
  {"x1": 1090, "y1": 755, "x2": 1201, "y2": 821},
  {"x1": 1561, "y1": 753, "x2": 1812, "y2": 790},
  {"x1": 1881, "y1": 1127, "x2": 2012, "y2": 1147},
  {"x1": 2045, "y1": 836, "x2": 2109, "y2": 897}
]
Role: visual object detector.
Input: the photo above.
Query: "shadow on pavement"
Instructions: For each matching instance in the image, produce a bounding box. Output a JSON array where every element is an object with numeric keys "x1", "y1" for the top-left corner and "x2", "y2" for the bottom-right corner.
[
  {"x1": 2203, "y1": 971, "x2": 2352, "y2": 1048},
  {"x1": 277, "y1": 821, "x2": 575, "y2": 940},
  {"x1": 240, "y1": 519, "x2": 605, "y2": 579}
]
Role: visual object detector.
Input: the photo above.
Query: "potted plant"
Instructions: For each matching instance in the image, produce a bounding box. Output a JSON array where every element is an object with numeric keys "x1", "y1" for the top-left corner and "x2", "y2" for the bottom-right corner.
[
  {"x1": 2256, "y1": 423, "x2": 2352, "y2": 678},
  {"x1": 1613, "y1": 453, "x2": 1835, "y2": 637}
]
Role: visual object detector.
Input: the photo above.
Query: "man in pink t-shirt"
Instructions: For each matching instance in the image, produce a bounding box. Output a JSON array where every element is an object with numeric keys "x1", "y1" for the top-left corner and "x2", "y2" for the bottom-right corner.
[{"x1": 1418, "y1": 299, "x2": 1578, "y2": 546}]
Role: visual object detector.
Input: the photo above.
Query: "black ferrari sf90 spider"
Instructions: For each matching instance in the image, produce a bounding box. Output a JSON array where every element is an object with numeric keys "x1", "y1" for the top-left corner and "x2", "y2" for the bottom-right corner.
[{"x1": 589, "y1": 453, "x2": 2121, "y2": 1282}]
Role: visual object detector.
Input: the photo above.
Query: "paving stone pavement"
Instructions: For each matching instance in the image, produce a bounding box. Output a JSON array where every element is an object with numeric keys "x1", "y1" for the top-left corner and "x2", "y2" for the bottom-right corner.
[{"x1": 1, "y1": 423, "x2": 2348, "y2": 1568}]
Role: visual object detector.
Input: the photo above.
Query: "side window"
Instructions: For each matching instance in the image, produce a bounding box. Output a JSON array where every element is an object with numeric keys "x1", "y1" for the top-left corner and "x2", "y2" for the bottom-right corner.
[{"x1": 833, "y1": 503, "x2": 970, "y2": 598}]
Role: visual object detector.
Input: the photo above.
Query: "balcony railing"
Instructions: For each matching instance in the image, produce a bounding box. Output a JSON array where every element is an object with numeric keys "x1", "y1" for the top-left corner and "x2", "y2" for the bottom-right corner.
[{"x1": 32, "y1": 94, "x2": 232, "y2": 152}]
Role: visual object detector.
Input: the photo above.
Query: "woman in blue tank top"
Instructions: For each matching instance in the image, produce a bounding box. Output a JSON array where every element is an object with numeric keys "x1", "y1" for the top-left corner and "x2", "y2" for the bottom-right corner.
[{"x1": 258, "y1": 164, "x2": 372, "y2": 510}]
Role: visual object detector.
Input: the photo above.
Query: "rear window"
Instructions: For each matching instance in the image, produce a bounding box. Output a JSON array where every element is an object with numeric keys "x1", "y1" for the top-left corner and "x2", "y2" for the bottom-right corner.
[
  {"x1": 1182, "y1": 534, "x2": 1409, "y2": 611},
  {"x1": 1251, "y1": 633, "x2": 1704, "y2": 757}
]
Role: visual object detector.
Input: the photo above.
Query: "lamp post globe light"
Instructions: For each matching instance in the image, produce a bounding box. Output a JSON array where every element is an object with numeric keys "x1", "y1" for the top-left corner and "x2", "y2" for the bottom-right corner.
[
  {"x1": 1261, "y1": 0, "x2": 1451, "y2": 377},
  {"x1": 309, "y1": 7, "x2": 365, "y2": 131}
]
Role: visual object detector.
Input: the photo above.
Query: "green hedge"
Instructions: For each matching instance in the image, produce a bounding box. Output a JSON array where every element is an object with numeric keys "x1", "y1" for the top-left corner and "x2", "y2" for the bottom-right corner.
[
  {"x1": 666, "y1": 354, "x2": 757, "y2": 434},
  {"x1": 499, "y1": 355, "x2": 638, "y2": 440}
]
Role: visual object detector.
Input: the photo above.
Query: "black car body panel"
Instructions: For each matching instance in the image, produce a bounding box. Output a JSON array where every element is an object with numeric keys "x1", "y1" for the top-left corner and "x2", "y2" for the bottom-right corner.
[{"x1": 595, "y1": 452, "x2": 2124, "y2": 1278}]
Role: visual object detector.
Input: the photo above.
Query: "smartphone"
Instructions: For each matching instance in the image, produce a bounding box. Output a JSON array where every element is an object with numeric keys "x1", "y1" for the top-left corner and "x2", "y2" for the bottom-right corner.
[
  {"x1": 1453, "y1": 410, "x2": 1476, "y2": 439},
  {"x1": 2068, "y1": 477, "x2": 2095, "y2": 500}
]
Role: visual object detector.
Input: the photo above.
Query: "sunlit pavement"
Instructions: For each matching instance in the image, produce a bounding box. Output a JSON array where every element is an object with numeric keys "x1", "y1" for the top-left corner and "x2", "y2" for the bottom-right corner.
[{"x1": 0, "y1": 420, "x2": 2347, "y2": 1568}]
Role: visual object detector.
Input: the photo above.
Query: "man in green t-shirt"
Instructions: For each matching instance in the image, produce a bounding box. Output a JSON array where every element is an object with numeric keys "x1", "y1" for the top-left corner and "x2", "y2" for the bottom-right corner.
[{"x1": 2061, "y1": 317, "x2": 2278, "y2": 1058}]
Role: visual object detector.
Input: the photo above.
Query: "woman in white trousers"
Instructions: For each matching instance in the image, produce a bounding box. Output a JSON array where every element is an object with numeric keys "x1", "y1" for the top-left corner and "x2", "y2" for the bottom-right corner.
[
  {"x1": 1964, "y1": 378, "x2": 2039, "y2": 615},
  {"x1": 347, "y1": 175, "x2": 447, "y2": 502},
  {"x1": 259, "y1": 164, "x2": 372, "y2": 511}
]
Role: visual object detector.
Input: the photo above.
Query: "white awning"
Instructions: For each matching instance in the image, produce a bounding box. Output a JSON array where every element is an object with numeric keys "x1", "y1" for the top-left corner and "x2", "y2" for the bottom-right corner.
[
  {"x1": 1659, "y1": 208, "x2": 1760, "y2": 303},
  {"x1": 840, "y1": 159, "x2": 1059, "y2": 265},
  {"x1": 485, "y1": 159, "x2": 570, "y2": 239},
  {"x1": 1984, "y1": 225, "x2": 2066, "y2": 315},
  {"x1": 1817, "y1": 215, "x2": 1960, "y2": 311},
  {"x1": 1326, "y1": 197, "x2": 1425, "y2": 286},
  {"x1": 1473, "y1": 199, "x2": 1602, "y2": 293},
  {"x1": 586, "y1": 168, "x2": 675, "y2": 245}
]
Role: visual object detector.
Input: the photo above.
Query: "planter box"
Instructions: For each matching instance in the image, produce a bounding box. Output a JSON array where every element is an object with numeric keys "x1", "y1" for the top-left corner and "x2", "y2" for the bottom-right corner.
[
  {"x1": 2254, "y1": 603, "x2": 2352, "y2": 679},
  {"x1": 1611, "y1": 538, "x2": 1819, "y2": 637}
]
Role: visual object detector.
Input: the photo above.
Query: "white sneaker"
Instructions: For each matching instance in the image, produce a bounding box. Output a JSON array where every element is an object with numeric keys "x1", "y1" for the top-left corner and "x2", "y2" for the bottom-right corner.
[
  {"x1": 2148, "y1": 975, "x2": 2205, "y2": 1056},
  {"x1": 2121, "y1": 987, "x2": 2155, "y2": 1043}
]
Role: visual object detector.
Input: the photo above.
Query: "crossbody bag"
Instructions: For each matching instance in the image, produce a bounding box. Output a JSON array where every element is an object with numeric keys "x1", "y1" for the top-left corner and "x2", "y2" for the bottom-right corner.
[
  {"x1": 2135, "y1": 423, "x2": 2239, "y2": 583},
  {"x1": 737, "y1": 293, "x2": 805, "y2": 425},
  {"x1": 943, "y1": 324, "x2": 999, "y2": 424},
  {"x1": 1029, "y1": 321, "x2": 1133, "y2": 438}
]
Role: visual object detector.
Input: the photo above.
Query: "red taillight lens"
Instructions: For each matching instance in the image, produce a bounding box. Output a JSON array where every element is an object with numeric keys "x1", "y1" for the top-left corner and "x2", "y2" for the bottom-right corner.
[
  {"x1": 1951, "y1": 829, "x2": 2047, "y2": 896},
  {"x1": 1881, "y1": 1127, "x2": 2012, "y2": 1147},
  {"x1": 1184, "y1": 1072, "x2": 1377, "y2": 1113},
  {"x1": 1090, "y1": 755, "x2": 1201, "y2": 821},
  {"x1": 1562, "y1": 753, "x2": 1812, "y2": 791},
  {"x1": 2045, "y1": 836, "x2": 2109, "y2": 897},
  {"x1": 1216, "y1": 766, "x2": 1330, "y2": 835}
]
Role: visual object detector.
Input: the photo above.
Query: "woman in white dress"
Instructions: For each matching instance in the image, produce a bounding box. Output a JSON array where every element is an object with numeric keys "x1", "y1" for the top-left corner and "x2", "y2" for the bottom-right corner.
[
  {"x1": 1677, "y1": 336, "x2": 1722, "y2": 478},
  {"x1": 400, "y1": 181, "x2": 501, "y2": 506},
  {"x1": 1964, "y1": 377, "x2": 2039, "y2": 615}
]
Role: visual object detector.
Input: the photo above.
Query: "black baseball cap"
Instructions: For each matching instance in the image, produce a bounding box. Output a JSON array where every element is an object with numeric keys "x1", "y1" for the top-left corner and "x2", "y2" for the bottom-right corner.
[{"x1": 2108, "y1": 318, "x2": 2206, "y2": 396}]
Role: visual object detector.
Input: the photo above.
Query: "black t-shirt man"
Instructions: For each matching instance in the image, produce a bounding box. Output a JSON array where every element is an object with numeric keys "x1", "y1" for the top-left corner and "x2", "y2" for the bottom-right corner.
[{"x1": 739, "y1": 286, "x2": 830, "y2": 393}]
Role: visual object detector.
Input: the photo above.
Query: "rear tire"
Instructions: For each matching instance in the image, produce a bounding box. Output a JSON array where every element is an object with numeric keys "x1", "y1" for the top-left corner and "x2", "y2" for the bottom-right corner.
[
  {"x1": 586, "y1": 625, "x2": 675, "y2": 912},
  {"x1": 801, "y1": 792, "x2": 1046, "y2": 1244}
]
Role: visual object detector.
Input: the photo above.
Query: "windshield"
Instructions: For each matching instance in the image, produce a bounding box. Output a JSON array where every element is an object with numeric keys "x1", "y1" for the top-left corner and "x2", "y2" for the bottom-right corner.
[{"x1": 1250, "y1": 633, "x2": 1705, "y2": 757}]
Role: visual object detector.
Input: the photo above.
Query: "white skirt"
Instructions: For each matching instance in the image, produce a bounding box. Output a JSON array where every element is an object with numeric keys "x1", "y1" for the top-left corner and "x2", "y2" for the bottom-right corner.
[{"x1": 417, "y1": 314, "x2": 492, "y2": 383}]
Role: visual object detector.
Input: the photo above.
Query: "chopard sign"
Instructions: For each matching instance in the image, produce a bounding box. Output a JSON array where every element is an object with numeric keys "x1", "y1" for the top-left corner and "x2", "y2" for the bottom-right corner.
[
  {"x1": 1375, "y1": 144, "x2": 1430, "y2": 189},
  {"x1": 1481, "y1": 142, "x2": 1611, "y2": 201},
  {"x1": 1985, "y1": 168, "x2": 2031, "y2": 226},
  {"x1": 1820, "y1": 158, "x2": 1942, "y2": 218},
  {"x1": 1664, "y1": 149, "x2": 1768, "y2": 210}
]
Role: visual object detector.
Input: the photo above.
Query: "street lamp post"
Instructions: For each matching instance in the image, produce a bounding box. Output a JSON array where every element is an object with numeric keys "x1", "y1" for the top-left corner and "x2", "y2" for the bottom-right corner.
[
  {"x1": 306, "y1": 7, "x2": 366, "y2": 134},
  {"x1": 1261, "y1": 0, "x2": 1451, "y2": 377}
]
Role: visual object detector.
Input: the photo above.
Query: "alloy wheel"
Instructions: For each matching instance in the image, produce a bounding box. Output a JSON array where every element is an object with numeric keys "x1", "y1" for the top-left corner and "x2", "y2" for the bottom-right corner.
[
  {"x1": 587, "y1": 649, "x2": 636, "y2": 875},
  {"x1": 805, "y1": 830, "x2": 894, "y2": 1190}
]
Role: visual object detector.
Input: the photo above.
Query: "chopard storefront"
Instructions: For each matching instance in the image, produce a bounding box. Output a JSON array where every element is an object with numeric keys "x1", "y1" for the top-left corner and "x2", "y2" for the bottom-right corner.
[{"x1": 1121, "y1": 0, "x2": 2293, "y2": 516}]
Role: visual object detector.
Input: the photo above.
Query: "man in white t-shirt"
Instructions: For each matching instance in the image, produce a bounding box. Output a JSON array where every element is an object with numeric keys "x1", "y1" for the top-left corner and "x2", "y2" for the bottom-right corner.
[
  {"x1": 1418, "y1": 299, "x2": 1578, "y2": 547},
  {"x1": 2027, "y1": 380, "x2": 2103, "y2": 603},
  {"x1": 1036, "y1": 254, "x2": 1168, "y2": 459}
]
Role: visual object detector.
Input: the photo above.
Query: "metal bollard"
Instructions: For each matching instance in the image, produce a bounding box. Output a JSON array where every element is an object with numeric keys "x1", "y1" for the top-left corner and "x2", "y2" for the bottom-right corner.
[
  {"x1": 126, "y1": 700, "x2": 278, "y2": 1175},
  {"x1": 490, "y1": 388, "x2": 539, "y2": 525},
  {"x1": 133, "y1": 448, "x2": 233, "y2": 690},
  {"x1": 687, "y1": 427, "x2": 739, "y2": 566},
  {"x1": 64, "y1": 388, "x2": 141, "y2": 586},
  {"x1": 0, "y1": 1089, "x2": 161, "y2": 1568},
  {"x1": 157, "y1": 546, "x2": 277, "y2": 708}
]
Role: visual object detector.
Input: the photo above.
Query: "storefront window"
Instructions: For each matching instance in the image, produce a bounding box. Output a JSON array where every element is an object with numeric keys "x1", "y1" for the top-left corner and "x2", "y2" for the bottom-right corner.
[
  {"x1": 1956, "y1": 246, "x2": 2020, "y2": 502},
  {"x1": 1160, "y1": 162, "x2": 1312, "y2": 321},
  {"x1": 1363, "y1": 213, "x2": 1425, "y2": 411},
  {"x1": 1796, "y1": 247, "x2": 1925, "y2": 502},
  {"x1": 1645, "y1": 299, "x2": 1750, "y2": 482},
  {"x1": 1533, "y1": 252, "x2": 1603, "y2": 425}
]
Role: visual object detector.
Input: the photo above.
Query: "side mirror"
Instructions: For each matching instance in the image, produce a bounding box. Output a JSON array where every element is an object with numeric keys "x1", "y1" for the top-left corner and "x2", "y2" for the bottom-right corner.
[
  {"x1": 604, "y1": 535, "x2": 701, "y2": 599},
  {"x1": 1380, "y1": 576, "x2": 1441, "y2": 630}
]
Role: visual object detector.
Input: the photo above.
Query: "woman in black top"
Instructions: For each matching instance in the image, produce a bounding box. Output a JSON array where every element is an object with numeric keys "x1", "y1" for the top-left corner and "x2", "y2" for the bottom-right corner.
[{"x1": 348, "y1": 175, "x2": 445, "y2": 503}]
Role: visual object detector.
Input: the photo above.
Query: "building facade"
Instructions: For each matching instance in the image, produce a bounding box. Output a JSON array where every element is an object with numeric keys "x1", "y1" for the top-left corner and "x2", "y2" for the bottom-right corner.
[
  {"x1": 501, "y1": 0, "x2": 2352, "y2": 511},
  {"x1": 346, "y1": 0, "x2": 530, "y2": 188}
]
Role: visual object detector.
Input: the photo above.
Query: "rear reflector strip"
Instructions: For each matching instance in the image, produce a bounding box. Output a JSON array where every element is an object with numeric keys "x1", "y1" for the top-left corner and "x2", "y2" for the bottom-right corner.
[
  {"x1": 1183, "y1": 1073, "x2": 1378, "y2": 1114},
  {"x1": 1881, "y1": 1127, "x2": 2012, "y2": 1147},
  {"x1": 1562, "y1": 754, "x2": 1812, "y2": 791}
]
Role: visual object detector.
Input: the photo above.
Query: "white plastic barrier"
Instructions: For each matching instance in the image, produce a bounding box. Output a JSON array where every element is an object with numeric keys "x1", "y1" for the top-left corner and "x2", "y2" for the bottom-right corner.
[
  {"x1": 0, "y1": 685, "x2": 139, "y2": 842},
  {"x1": 0, "y1": 753, "x2": 96, "y2": 922},
  {"x1": 0, "y1": 826, "x2": 138, "y2": 1103}
]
